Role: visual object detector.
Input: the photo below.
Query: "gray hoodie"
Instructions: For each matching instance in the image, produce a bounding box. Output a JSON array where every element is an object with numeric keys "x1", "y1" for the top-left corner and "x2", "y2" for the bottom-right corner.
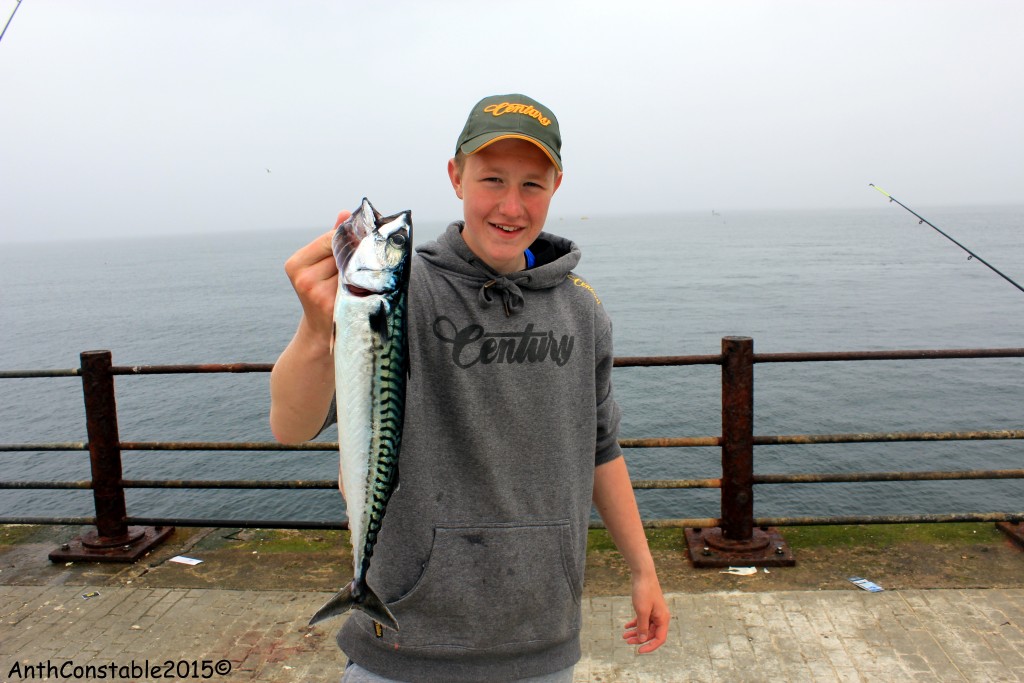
[{"x1": 337, "y1": 222, "x2": 622, "y2": 682}]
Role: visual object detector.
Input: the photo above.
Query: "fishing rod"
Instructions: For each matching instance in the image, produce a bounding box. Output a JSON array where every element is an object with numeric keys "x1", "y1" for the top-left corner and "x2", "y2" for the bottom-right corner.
[
  {"x1": 870, "y1": 183, "x2": 1024, "y2": 295},
  {"x1": 0, "y1": 0, "x2": 23, "y2": 46}
]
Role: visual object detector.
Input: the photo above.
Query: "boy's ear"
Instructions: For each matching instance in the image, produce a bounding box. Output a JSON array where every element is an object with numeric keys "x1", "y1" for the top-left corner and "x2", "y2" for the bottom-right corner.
[
  {"x1": 447, "y1": 158, "x2": 464, "y2": 200},
  {"x1": 552, "y1": 171, "x2": 563, "y2": 194}
]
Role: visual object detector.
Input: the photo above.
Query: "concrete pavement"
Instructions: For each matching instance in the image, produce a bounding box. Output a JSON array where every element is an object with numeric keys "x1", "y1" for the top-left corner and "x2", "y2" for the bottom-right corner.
[{"x1": 4, "y1": 584, "x2": 1024, "y2": 682}]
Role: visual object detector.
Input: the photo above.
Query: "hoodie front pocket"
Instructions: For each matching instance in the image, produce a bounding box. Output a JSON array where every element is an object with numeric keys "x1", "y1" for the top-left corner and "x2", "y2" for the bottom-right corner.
[{"x1": 387, "y1": 520, "x2": 582, "y2": 652}]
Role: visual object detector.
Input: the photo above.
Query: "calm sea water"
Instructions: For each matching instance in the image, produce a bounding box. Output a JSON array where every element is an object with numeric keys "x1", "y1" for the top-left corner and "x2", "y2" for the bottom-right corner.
[{"x1": 2, "y1": 206, "x2": 1023, "y2": 524}]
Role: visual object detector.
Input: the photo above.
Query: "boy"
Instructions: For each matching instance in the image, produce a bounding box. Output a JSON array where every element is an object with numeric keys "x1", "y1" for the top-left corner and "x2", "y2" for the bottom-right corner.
[{"x1": 270, "y1": 94, "x2": 669, "y2": 682}]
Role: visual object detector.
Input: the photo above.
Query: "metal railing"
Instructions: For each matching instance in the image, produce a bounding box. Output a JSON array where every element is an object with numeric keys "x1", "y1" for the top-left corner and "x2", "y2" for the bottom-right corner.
[{"x1": 2, "y1": 338, "x2": 1023, "y2": 563}]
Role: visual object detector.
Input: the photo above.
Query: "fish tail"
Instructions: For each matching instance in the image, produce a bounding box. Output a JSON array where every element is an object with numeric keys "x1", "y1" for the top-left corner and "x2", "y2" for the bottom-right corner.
[
  {"x1": 356, "y1": 586, "x2": 399, "y2": 631},
  {"x1": 308, "y1": 582, "x2": 357, "y2": 626},
  {"x1": 307, "y1": 580, "x2": 399, "y2": 631}
]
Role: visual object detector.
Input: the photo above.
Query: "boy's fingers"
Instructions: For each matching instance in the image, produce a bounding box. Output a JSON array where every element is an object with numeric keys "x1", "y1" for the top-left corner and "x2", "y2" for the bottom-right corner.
[
  {"x1": 286, "y1": 229, "x2": 336, "y2": 273},
  {"x1": 334, "y1": 210, "x2": 352, "y2": 230},
  {"x1": 634, "y1": 608, "x2": 651, "y2": 643},
  {"x1": 621, "y1": 610, "x2": 651, "y2": 645},
  {"x1": 636, "y1": 616, "x2": 669, "y2": 653}
]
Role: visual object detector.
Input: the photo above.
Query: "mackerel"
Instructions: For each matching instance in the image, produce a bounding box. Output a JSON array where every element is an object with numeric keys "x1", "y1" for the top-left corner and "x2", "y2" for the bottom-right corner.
[{"x1": 308, "y1": 198, "x2": 412, "y2": 629}]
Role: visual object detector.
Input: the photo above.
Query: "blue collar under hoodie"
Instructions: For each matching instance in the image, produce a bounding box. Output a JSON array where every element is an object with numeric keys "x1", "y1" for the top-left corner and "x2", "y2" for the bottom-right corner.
[{"x1": 416, "y1": 221, "x2": 582, "y2": 316}]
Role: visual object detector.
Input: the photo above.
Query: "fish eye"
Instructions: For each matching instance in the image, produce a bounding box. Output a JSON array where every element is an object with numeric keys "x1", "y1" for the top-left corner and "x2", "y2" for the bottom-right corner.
[{"x1": 389, "y1": 234, "x2": 406, "y2": 247}]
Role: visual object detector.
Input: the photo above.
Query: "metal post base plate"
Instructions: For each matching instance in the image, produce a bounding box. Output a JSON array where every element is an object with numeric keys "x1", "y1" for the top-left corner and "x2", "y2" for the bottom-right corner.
[
  {"x1": 49, "y1": 525, "x2": 175, "y2": 563},
  {"x1": 685, "y1": 526, "x2": 795, "y2": 568},
  {"x1": 996, "y1": 522, "x2": 1024, "y2": 551}
]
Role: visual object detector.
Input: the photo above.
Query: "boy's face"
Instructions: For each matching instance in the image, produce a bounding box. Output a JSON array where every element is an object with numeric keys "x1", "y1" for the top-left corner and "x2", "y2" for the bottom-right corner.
[{"x1": 447, "y1": 138, "x2": 562, "y2": 274}]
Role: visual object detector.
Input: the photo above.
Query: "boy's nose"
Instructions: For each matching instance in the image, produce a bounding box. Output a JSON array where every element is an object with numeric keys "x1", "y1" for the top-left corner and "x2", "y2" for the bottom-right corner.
[{"x1": 498, "y1": 188, "x2": 524, "y2": 217}]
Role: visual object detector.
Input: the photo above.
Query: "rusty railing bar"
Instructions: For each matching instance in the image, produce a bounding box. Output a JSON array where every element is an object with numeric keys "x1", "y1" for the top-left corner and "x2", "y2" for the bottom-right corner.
[
  {"x1": 120, "y1": 479, "x2": 337, "y2": 489},
  {"x1": 606, "y1": 513, "x2": 1024, "y2": 528},
  {"x1": 755, "y1": 430, "x2": 1024, "y2": 445},
  {"x1": 632, "y1": 479, "x2": 721, "y2": 489},
  {"x1": 0, "y1": 443, "x2": 88, "y2": 451},
  {"x1": 4, "y1": 429, "x2": 1023, "y2": 454},
  {"x1": 754, "y1": 469, "x2": 1024, "y2": 484},
  {"x1": 110, "y1": 363, "x2": 275, "y2": 375},
  {"x1": 0, "y1": 481, "x2": 92, "y2": 489},
  {"x1": 118, "y1": 441, "x2": 337, "y2": 451},
  {"x1": 0, "y1": 369, "x2": 80, "y2": 378},
  {"x1": 621, "y1": 437, "x2": 721, "y2": 448},
  {"x1": 4, "y1": 349, "x2": 1023, "y2": 379},
  {"x1": 2, "y1": 512, "x2": 1019, "y2": 530},
  {"x1": 753, "y1": 348, "x2": 1024, "y2": 363},
  {"x1": 0, "y1": 517, "x2": 96, "y2": 525},
  {"x1": 614, "y1": 354, "x2": 721, "y2": 367},
  {"x1": 755, "y1": 512, "x2": 1024, "y2": 526},
  {"x1": 8, "y1": 470, "x2": 1020, "y2": 491},
  {"x1": 128, "y1": 517, "x2": 348, "y2": 530}
]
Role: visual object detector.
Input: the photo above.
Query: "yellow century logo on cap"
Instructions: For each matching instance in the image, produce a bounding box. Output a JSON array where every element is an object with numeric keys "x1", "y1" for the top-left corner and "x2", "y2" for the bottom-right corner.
[{"x1": 482, "y1": 102, "x2": 552, "y2": 127}]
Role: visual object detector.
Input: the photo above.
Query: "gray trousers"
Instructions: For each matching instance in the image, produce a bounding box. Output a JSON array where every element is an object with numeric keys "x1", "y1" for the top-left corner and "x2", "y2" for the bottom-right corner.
[{"x1": 341, "y1": 661, "x2": 575, "y2": 683}]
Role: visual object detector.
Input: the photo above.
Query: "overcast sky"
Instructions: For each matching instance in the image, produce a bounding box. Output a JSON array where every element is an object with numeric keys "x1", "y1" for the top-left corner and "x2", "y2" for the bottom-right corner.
[{"x1": 1, "y1": 1, "x2": 1022, "y2": 243}]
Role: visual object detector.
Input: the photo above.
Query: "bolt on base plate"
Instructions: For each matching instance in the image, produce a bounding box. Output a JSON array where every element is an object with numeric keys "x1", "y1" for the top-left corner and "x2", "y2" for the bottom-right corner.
[
  {"x1": 49, "y1": 525, "x2": 175, "y2": 563},
  {"x1": 685, "y1": 526, "x2": 795, "y2": 568}
]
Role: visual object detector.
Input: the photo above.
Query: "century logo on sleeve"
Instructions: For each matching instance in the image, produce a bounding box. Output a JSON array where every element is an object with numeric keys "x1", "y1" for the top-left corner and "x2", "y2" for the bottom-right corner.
[{"x1": 432, "y1": 318, "x2": 574, "y2": 368}]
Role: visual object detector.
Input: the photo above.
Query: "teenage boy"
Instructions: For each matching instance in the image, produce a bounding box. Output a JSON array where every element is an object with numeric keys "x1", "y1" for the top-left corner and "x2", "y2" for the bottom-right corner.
[{"x1": 270, "y1": 94, "x2": 669, "y2": 683}]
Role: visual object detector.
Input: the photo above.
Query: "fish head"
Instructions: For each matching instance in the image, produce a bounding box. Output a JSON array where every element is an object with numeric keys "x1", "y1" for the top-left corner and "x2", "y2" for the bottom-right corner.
[{"x1": 333, "y1": 198, "x2": 413, "y2": 295}]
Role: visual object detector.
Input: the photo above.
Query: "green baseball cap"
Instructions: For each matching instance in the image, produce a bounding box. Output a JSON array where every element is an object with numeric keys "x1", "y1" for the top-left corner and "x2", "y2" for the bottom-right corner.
[{"x1": 455, "y1": 94, "x2": 562, "y2": 171}]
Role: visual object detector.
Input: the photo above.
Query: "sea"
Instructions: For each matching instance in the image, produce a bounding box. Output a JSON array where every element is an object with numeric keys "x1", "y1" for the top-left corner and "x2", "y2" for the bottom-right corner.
[{"x1": 2, "y1": 206, "x2": 1023, "y2": 526}]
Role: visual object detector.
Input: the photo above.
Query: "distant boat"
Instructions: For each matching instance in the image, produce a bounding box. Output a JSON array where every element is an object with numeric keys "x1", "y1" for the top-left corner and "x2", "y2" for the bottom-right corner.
[{"x1": 712, "y1": 210, "x2": 720, "y2": 216}]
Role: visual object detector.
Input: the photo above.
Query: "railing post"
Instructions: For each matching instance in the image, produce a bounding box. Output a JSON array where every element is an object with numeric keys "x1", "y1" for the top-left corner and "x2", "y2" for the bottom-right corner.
[
  {"x1": 684, "y1": 336, "x2": 794, "y2": 567},
  {"x1": 81, "y1": 350, "x2": 129, "y2": 538},
  {"x1": 721, "y1": 336, "x2": 755, "y2": 540},
  {"x1": 49, "y1": 351, "x2": 173, "y2": 563}
]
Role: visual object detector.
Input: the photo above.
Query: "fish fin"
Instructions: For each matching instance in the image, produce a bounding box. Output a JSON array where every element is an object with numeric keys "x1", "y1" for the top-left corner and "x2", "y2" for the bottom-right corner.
[
  {"x1": 307, "y1": 580, "x2": 399, "y2": 631},
  {"x1": 308, "y1": 582, "x2": 357, "y2": 626},
  {"x1": 356, "y1": 587, "x2": 399, "y2": 631},
  {"x1": 369, "y1": 301, "x2": 389, "y2": 345}
]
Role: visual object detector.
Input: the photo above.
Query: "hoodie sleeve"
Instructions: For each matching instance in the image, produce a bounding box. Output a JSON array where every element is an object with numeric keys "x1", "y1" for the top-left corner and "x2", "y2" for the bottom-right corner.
[{"x1": 594, "y1": 314, "x2": 623, "y2": 466}]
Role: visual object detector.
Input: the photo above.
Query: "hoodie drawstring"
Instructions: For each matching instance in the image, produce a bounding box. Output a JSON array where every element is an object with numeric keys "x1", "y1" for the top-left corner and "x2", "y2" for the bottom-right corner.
[{"x1": 480, "y1": 277, "x2": 526, "y2": 317}]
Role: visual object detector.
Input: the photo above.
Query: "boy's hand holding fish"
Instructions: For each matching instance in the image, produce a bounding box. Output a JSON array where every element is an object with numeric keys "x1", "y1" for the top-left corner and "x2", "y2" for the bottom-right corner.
[
  {"x1": 269, "y1": 211, "x2": 351, "y2": 444},
  {"x1": 284, "y1": 210, "x2": 353, "y2": 339}
]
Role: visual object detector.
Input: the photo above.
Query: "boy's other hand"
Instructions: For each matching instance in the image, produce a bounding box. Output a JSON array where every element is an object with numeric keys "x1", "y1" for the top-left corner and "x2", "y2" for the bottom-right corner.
[
  {"x1": 283, "y1": 211, "x2": 350, "y2": 341},
  {"x1": 623, "y1": 575, "x2": 670, "y2": 653}
]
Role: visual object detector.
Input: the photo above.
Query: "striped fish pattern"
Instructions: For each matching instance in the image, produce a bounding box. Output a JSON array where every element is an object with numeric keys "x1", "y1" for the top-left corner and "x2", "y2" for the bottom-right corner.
[{"x1": 309, "y1": 198, "x2": 412, "y2": 629}]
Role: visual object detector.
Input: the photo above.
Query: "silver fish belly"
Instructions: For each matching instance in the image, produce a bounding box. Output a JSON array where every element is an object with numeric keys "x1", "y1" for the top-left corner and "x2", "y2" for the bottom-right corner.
[{"x1": 308, "y1": 198, "x2": 412, "y2": 629}]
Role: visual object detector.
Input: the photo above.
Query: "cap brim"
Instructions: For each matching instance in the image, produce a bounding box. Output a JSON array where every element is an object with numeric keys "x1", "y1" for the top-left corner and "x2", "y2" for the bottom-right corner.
[{"x1": 460, "y1": 133, "x2": 562, "y2": 171}]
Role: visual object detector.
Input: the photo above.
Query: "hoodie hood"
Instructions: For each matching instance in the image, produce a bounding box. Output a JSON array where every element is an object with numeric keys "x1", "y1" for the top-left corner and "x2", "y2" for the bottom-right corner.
[{"x1": 416, "y1": 222, "x2": 582, "y2": 316}]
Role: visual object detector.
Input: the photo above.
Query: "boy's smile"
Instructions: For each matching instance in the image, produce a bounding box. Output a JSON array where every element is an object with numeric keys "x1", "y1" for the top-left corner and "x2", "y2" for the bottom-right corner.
[{"x1": 448, "y1": 138, "x2": 562, "y2": 274}]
